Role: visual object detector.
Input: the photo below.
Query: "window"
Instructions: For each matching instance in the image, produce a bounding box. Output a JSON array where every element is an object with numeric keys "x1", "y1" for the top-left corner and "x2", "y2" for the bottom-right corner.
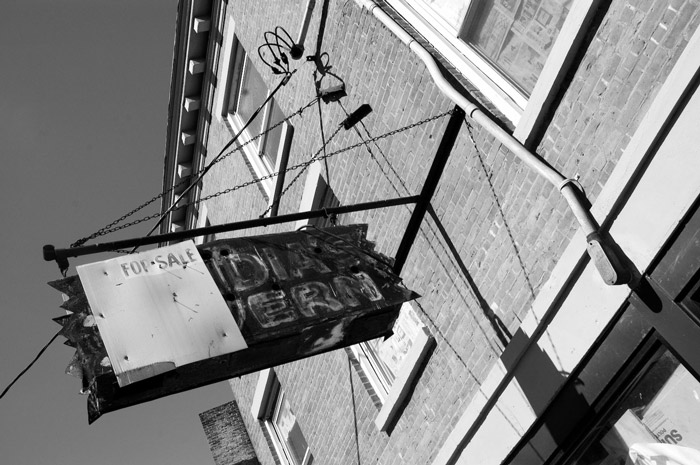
[
  {"x1": 293, "y1": 166, "x2": 434, "y2": 431},
  {"x1": 352, "y1": 302, "x2": 425, "y2": 401},
  {"x1": 348, "y1": 302, "x2": 435, "y2": 431},
  {"x1": 408, "y1": 0, "x2": 571, "y2": 98},
  {"x1": 193, "y1": 204, "x2": 216, "y2": 245},
  {"x1": 251, "y1": 370, "x2": 314, "y2": 465},
  {"x1": 217, "y1": 21, "x2": 293, "y2": 201},
  {"x1": 387, "y1": 0, "x2": 593, "y2": 135},
  {"x1": 268, "y1": 389, "x2": 313, "y2": 465},
  {"x1": 566, "y1": 348, "x2": 700, "y2": 465}
]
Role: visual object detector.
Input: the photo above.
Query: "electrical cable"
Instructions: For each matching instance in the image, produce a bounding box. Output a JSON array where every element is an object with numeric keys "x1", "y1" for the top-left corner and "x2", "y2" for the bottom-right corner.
[
  {"x1": 0, "y1": 330, "x2": 62, "y2": 400},
  {"x1": 317, "y1": 99, "x2": 331, "y2": 188},
  {"x1": 71, "y1": 108, "x2": 451, "y2": 254},
  {"x1": 337, "y1": 101, "x2": 411, "y2": 198},
  {"x1": 258, "y1": 124, "x2": 343, "y2": 218},
  {"x1": 70, "y1": 92, "x2": 318, "y2": 250},
  {"x1": 131, "y1": 71, "x2": 297, "y2": 253}
]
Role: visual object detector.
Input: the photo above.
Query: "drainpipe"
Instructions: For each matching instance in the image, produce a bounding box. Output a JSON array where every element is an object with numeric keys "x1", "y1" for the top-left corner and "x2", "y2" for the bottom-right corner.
[{"x1": 354, "y1": 0, "x2": 628, "y2": 286}]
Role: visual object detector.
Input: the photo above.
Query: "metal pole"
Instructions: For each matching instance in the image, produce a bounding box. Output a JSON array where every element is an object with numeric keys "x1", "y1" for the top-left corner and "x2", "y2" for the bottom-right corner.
[
  {"x1": 393, "y1": 106, "x2": 465, "y2": 274},
  {"x1": 139, "y1": 73, "x2": 295, "y2": 251},
  {"x1": 356, "y1": 0, "x2": 629, "y2": 286},
  {"x1": 44, "y1": 196, "x2": 420, "y2": 272}
]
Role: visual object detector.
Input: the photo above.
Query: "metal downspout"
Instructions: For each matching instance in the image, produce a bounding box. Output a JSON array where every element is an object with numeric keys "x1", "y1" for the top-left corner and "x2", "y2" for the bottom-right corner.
[{"x1": 354, "y1": 0, "x2": 628, "y2": 286}]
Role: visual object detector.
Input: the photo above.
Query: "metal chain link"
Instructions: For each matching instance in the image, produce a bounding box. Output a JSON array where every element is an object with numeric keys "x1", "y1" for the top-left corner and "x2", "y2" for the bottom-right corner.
[
  {"x1": 197, "y1": 108, "x2": 454, "y2": 209},
  {"x1": 73, "y1": 107, "x2": 453, "y2": 245},
  {"x1": 70, "y1": 97, "x2": 319, "y2": 247},
  {"x1": 258, "y1": 124, "x2": 344, "y2": 218},
  {"x1": 209, "y1": 98, "x2": 318, "y2": 170}
]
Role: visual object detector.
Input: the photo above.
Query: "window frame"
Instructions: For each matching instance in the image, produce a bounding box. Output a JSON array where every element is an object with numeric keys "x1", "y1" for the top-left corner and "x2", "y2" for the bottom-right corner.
[
  {"x1": 348, "y1": 302, "x2": 435, "y2": 431},
  {"x1": 293, "y1": 162, "x2": 436, "y2": 431},
  {"x1": 503, "y1": 200, "x2": 700, "y2": 465},
  {"x1": 403, "y1": 0, "x2": 530, "y2": 109},
  {"x1": 555, "y1": 339, "x2": 700, "y2": 465},
  {"x1": 251, "y1": 369, "x2": 314, "y2": 465},
  {"x1": 215, "y1": 20, "x2": 293, "y2": 202},
  {"x1": 385, "y1": 0, "x2": 602, "y2": 143},
  {"x1": 267, "y1": 389, "x2": 313, "y2": 465}
]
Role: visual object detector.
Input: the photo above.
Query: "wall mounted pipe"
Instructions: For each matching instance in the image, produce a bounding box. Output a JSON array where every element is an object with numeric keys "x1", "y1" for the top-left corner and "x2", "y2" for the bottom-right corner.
[{"x1": 354, "y1": 0, "x2": 628, "y2": 286}]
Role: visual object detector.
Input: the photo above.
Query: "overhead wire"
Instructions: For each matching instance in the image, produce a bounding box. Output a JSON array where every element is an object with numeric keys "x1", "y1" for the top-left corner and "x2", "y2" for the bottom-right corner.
[
  {"x1": 70, "y1": 105, "x2": 451, "y2": 261},
  {"x1": 0, "y1": 330, "x2": 62, "y2": 401},
  {"x1": 317, "y1": 99, "x2": 331, "y2": 192},
  {"x1": 74, "y1": 110, "x2": 452, "y2": 246},
  {"x1": 258, "y1": 124, "x2": 343, "y2": 219},
  {"x1": 70, "y1": 96, "x2": 318, "y2": 248},
  {"x1": 68, "y1": 20, "x2": 453, "y2": 253},
  {"x1": 131, "y1": 71, "x2": 297, "y2": 253}
]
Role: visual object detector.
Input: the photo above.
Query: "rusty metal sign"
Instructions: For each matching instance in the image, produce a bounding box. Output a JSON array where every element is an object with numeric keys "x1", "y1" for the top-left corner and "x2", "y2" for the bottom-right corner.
[{"x1": 48, "y1": 225, "x2": 418, "y2": 423}]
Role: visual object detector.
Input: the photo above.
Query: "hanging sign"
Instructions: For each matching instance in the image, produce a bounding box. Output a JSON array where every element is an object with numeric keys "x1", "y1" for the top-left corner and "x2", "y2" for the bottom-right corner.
[
  {"x1": 49, "y1": 225, "x2": 418, "y2": 423},
  {"x1": 77, "y1": 240, "x2": 248, "y2": 387}
]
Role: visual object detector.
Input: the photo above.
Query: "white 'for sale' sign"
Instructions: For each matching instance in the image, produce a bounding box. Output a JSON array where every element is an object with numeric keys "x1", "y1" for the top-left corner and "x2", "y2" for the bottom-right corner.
[{"x1": 77, "y1": 241, "x2": 247, "y2": 387}]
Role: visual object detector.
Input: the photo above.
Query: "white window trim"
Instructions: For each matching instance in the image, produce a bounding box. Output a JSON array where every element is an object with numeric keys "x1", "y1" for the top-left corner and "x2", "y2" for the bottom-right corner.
[
  {"x1": 295, "y1": 164, "x2": 435, "y2": 432},
  {"x1": 226, "y1": 108, "x2": 291, "y2": 200},
  {"x1": 193, "y1": 203, "x2": 208, "y2": 245},
  {"x1": 403, "y1": 0, "x2": 529, "y2": 110},
  {"x1": 386, "y1": 0, "x2": 601, "y2": 143},
  {"x1": 294, "y1": 162, "x2": 325, "y2": 229},
  {"x1": 349, "y1": 305, "x2": 435, "y2": 432},
  {"x1": 432, "y1": 27, "x2": 700, "y2": 465},
  {"x1": 251, "y1": 369, "x2": 313, "y2": 465},
  {"x1": 268, "y1": 390, "x2": 313, "y2": 465},
  {"x1": 214, "y1": 16, "x2": 292, "y2": 205}
]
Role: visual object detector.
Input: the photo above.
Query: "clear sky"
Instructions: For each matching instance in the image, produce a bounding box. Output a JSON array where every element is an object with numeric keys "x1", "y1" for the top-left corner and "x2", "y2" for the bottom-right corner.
[{"x1": 0, "y1": 2, "x2": 234, "y2": 464}]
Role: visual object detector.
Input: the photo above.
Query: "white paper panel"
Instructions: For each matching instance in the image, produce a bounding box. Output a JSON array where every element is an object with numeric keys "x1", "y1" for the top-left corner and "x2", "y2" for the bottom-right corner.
[{"x1": 77, "y1": 241, "x2": 247, "y2": 387}]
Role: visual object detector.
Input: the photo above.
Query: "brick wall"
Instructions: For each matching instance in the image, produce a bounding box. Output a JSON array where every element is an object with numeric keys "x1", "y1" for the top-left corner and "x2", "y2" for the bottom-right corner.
[
  {"x1": 198, "y1": 0, "x2": 700, "y2": 464},
  {"x1": 199, "y1": 401, "x2": 260, "y2": 465}
]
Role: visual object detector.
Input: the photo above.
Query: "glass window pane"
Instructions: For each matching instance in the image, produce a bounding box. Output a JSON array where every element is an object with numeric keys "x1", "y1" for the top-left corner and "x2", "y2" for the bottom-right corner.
[
  {"x1": 362, "y1": 303, "x2": 424, "y2": 388},
  {"x1": 460, "y1": 0, "x2": 572, "y2": 95},
  {"x1": 568, "y1": 349, "x2": 700, "y2": 465},
  {"x1": 274, "y1": 394, "x2": 309, "y2": 465},
  {"x1": 236, "y1": 56, "x2": 268, "y2": 139},
  {"x1": 227, "y1": 45, "x2": 246, "y2": 115},
  {"x1": 262, "y1": 99, "x2": 286, "y2": 169}
]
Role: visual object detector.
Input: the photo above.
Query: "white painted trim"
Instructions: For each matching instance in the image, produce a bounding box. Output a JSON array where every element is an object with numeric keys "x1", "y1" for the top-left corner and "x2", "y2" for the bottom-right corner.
[
  {"x1": 513, "y1": 0, "x2": 602, "y2": 145},
  {"x1": 193, "y1": 17, "x2": 211, "y2": 34},
  {"x1": 385, "y1": 0, "x2": 599, "y2": 143},
  {"x1": 402, "y1": 0, "x2": 528, "y2": 109},
  {"x1": 193, "y1": 203, "x2": 208, "y2": 245},
  {"x1": 300, "y1": 168, "x2": 434, "y2": 430},
  {"x1": 295, "y1": 162, "x2": 324, "y2": 229},
  {"x1": 349, "y1": 343, "x2": 390, "y2": 403},
  {"x1": 215, "y1": 21, "x2": 293, "y2": 205},
  {"x1": 349, "y1": 302, "x2": 430, "y2": 407},
  {"x1": 263, "y1": 421, "x2": 288, "y2": 464},
  {"x1": 386, "y1": 0, "x2": 522, "y2": 124},
  {"x1": 226, "y1": 112, "x2": 276, "y2": 197},
  {"x1": 188, "y1": 59, "x2": 205, "y2": 75},
  {"x1": 432, "y1": 25, "x2": 700, "y2": 465},
  {"x1": 251, "y1": 370, "x2": 313, "y2": 465},
  {"x1": 184, "y1": 97, "x2": 201, "y2": 112},
  {"x1": 181, "y1": 131, "x2": 196, "y2": 145},
  {"x1": 375, "y1": 326, "x2": 434, "y2": 432},
  {"x1": 213, "y1": 18, "x2": 236, "y2": 121},
  {"x1": 250, "y1": 368, "x2": 275, "y2": 420}
]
